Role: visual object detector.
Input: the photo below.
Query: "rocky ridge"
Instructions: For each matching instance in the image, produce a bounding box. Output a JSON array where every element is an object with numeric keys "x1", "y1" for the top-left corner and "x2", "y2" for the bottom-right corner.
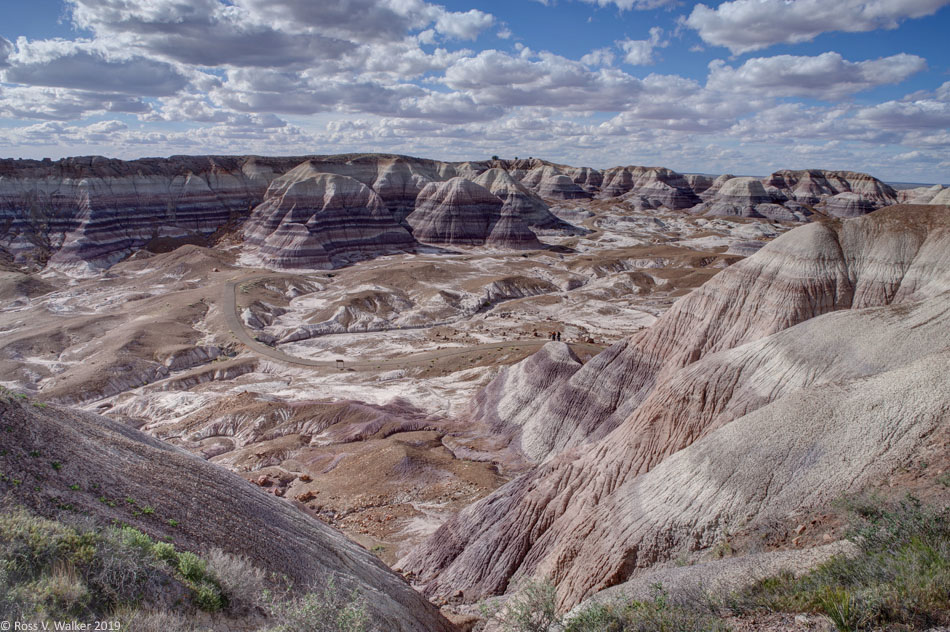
[
  {"x1": 243, "y1": 162, "x2": 417, "y2": 269},
  {"x1": 1, "y1": 154, "x2": 942, "y2": 273},
  {"x1": 400, "y1": 205, "x2": 950, "y2": 609}
]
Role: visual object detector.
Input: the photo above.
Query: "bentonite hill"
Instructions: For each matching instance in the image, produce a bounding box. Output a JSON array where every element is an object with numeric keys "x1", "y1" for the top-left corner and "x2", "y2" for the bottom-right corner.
[{"x1": 1, "y1": 151, "x2": 949, "y2": 630}]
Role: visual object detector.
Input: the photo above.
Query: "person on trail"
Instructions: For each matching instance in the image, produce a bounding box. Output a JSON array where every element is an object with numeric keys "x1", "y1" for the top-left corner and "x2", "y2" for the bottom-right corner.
[{"x1": 556, "y1": 332, "x2": 561, "y2": 341}]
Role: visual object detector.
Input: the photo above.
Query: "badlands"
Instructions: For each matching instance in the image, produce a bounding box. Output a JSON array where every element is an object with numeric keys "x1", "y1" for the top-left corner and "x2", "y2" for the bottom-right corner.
[{"x1": 1, "y1": 153, "x2": 949, "y2": 630}]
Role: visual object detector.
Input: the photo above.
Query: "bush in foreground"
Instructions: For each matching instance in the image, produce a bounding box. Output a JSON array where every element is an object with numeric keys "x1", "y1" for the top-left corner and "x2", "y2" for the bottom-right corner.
[
  {"x1": 565, "y1": 585, "x2": 731, "y2": 632},
  {"x1": 730, "y1": 495, "x2": 950, "y2": 631},
  {"x1": 0, "y1": 506, "x2": 370, "y2": 631}
]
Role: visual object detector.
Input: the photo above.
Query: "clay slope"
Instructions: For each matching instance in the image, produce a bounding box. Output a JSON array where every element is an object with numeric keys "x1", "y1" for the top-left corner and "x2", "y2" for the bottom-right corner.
[
  {"x1": 284, "y1": 154, "x2": 451, "y2": 222},
  {"x1": 520, "y1": 166, "x2": 592, "y2": 200},
  {"x1": 899, "y1": 184, "x2": 950, "y2": 205},
  {"x1": 467, "y1": 342, "x2": 583, "y2": 462},
  {"x1": 600, "y1": 166, "x2": 700, "y2": 210},
  {"x1": 407, "y1": 177, "x2": 541, "y2": 248},
  {"x1": 472, "y1": 168, "x2": 568, "y2": 229},
  {"x1": 0, "y1": 153, "x2": 924, "y2": 273},
  {"x1": 691, "y1": 176, "x2": 809, "y2": 221},
  {"x1": 400, "y1": 204, "x2": 950, "y2": 607},
  {"x1": 764, "y1": 169, "x2": 898, "y2": 208},
  {"x1": 0, "y1": 155, "x2": 286, "y2": 272},
  {"x1": 0, "y1": 393, "x2": 453, "y2": 632},
  {"x1": 244, "y1": 162, "x2": 416, "y2": 268}
]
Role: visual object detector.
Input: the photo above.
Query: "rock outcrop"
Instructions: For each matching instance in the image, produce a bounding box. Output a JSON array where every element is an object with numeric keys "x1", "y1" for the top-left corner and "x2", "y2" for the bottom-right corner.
[
  {"x1": 700, "y1": 174, "x2": 734, "y2": 201},
  {"x1": 600, "y1": 167, "x2": 700, "y2": 210},
  {"x1": 690, "y1": 176, "x2": 772, "y2": 217},
  {"x1": 297, "y1": 154, "x2": 446, "y2": 222},
  {"x1": 899, "y1": 185, "x2": 950, "y2": 205},
  {"x1": 244, "y1": 163, "x2": 416, "y2": 268},
  {"x1": 472, "y1": 168, "x2": 567, "y2": 229},
  {"x1": 763, "y1": 169, "x2": 897, "y2": 207},
  {"x1": 400, "y1": 205, "x2": 950, "y2": 609},
  {"x1": 0, "y1": 154, "x2": 921, "y2": 273},
  {"x1": 520, "y1": 166, "x2": 592, "y2": 200},
  {"x1": 468, "y1": 342, "x2": 583, "y2": 461},
  {"x1": 818, "y1": 191, "x2": 877, "y2": 217},
  {"x1": 486, "y1": 209, "x2": 544, "y2": 249},
  {"x1": 407, "y1": 177, "x2": 538, "y2": 247},
  {"x1": 0, "y1": 393, "x2": 454, "y2": 632},
  {"x1": 0, "y1": 155, "x2": 280, "y2": 272}
]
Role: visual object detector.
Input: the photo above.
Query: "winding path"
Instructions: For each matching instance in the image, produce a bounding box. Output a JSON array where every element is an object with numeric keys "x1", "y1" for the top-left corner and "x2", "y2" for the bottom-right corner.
[{"x1": 222, "y1": 274, "x2": 603, "y2": 371}]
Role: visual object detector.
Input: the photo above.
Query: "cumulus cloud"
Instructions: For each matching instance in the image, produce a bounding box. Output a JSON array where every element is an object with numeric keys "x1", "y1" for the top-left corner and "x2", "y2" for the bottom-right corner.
[
  {"x1": 0, "y1": 36, "x2": 13, "y2": 68},
  {"x1": 3, "y1": 38, "x2": 189, "y2": 96},
  {"x1": 580, "y1": 0, "x2": 678, "y2": 9},
  {"x1": 685, "y1": 0, "x2": 950, "y2": 54},
  {"x1": 433, "y1": 9, "x2": 494, "y2": 40},
  {"x1": 707, "y1": 52, "x2": 927, "y2": 100},
  {"x1": 443, "y1": 49, "x2": 649, "y2": 110},
  {"x1": 854, "y1": 99, "x2": 950, "y2": 131},
  {"x1": 619, "y1": 26, "x2": 667, "y2": 66},
  {"x1": 67, "y1": 0, "x2": 356, "y2": 68},
  {"x1": 0, "y1": 0, "x2": 942, "y2": 182},
  {"x1": 0, "y1": 85, "x2": 151, "y2": 121},
  {"x1": 580, "y1": 47, "x2": 616, "y2": 67}
]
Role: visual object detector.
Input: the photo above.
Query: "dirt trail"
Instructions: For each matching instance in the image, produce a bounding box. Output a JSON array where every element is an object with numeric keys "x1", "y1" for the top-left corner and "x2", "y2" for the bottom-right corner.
[{"x1": 222, "y1": 273, "x2": 603, "y2": 371}]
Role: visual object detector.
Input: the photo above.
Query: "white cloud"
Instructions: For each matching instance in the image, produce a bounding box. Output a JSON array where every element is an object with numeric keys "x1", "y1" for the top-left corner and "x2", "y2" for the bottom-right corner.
[
  {"x1": 0, "y1": 37, "x2": 13, "y2": 68},
  {"x1": 580, "y1": 47, "x2": 615, "y2": 67},
  {"x1": 854, "y1": 99, "x2": 950, "y2": 131},
  {"x1": 619, "y1": 26, "x2": 667, "y2": 66},
  {"x1": 707, "y1": 52, "x2": 927, "y2": 100},
  {"x1": 442, "y1": 49, "x2": 649, "y2": 110},
  {"x1": 0, "y1": 85, "x2": 151, "y2": 120},
  {"x1": 685, "y1": 0, "x2": 950, "y2": 54},
  {"x1": 580, "y1": 0, "x2": 678, "y2": 9},
  {"x1": 433, "y1": 9, "x2": 494, "y2": 40},
  {"x1": 3, "y1": 38, "x2": 189, "y2": 96},
  {"x1": 67, "y1": 0, "x2": 356, "y2": 68}
]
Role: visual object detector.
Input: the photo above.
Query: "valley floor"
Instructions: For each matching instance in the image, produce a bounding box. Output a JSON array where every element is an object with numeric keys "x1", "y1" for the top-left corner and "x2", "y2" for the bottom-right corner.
[{"x1": 0, "y1": 199, "x2": 789, "y2": 563}]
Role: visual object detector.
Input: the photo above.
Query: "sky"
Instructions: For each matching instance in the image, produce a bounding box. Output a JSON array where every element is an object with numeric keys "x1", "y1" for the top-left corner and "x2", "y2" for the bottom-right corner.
[{"x1": 0, "y1": 0, "x2": 948, "y2": 183}]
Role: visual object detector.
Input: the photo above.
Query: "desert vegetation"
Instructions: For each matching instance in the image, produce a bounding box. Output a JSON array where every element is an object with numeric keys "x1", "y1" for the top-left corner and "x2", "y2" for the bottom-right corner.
[
  {"x1": 485, "y1": 495, "x2": 950, "y2": 632},
  {"x1": 729, "y1": 495, "x2": 950, "y2": 631},
  {"x1": 0, "y1": 506, "x2": 370, "y2": 631}
]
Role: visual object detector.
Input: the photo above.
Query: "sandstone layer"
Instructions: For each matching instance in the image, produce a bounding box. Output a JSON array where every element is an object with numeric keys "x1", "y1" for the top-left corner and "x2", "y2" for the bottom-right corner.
[
  {"x1": 472, "y1": 168, "x2": 568, "y2": 229},
  {"x1": 406, "y1": 177, "x2": 542, "y2": 247},
  {"x1": 244, "y1": 162, "x2": 416, "y2": 268},
  {"x1": 0, "y1": 153, "x2": 926, "y2": 274}
]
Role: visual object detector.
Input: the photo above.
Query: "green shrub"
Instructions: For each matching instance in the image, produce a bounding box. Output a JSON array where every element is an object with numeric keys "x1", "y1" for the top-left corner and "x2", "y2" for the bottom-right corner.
[
  {"x1": 116, "y1": 526, "x2": 154, "y2": 554},
  {"x1": 151, "y1": 541, "x2": 177, "y2": 565},
  {"x1": 192, "y1": 581, "x2": 225, "y2": 612},
  {"x1": 0, "y1": 509, "x2": 97, "y2": 580},
  {"x1": 176, "y1": 551, "x2": 207, "y2": 583},
  {"x1": 565, "y1": 585, "x2": 731, "y2": 632},
  {"x1": 733, "y1": 495, "x2": 950, "y2": 630}
]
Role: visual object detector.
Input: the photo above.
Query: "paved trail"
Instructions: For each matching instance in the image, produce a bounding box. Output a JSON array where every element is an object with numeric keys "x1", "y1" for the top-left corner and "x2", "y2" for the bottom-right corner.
[{"x1": 222, "y1": 274, "x2": 603, "y2": 372}]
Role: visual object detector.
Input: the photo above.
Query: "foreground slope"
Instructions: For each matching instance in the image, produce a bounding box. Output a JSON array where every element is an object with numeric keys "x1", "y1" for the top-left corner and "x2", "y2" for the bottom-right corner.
[
  {"x1": 0, "y1": 392, "x2": 454, "y2": 632},
  {"x1": 400, "y1": 204, "x2": 950, "y2": 608}
]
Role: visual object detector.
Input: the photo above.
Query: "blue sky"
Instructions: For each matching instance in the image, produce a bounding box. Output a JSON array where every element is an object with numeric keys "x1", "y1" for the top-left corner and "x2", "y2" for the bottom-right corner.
[{"x1": 0, "y1": 0, "x2": 948, "y2": 182}]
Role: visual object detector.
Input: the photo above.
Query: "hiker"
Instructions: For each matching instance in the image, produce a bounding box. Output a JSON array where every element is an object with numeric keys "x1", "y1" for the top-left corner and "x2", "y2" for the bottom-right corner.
[{"x1": 556, "y1": 331, "x2": 561, "y2": 341}]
